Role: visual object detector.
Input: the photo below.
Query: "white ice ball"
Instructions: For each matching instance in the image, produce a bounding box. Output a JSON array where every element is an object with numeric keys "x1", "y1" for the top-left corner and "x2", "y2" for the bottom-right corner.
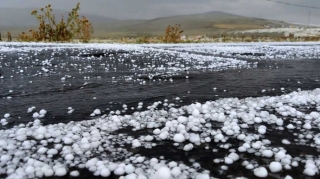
[
  {"x1": 269, "y1": 162, "x2": 282, "y2": 173},
  {"x1": 125, "y1": 164, "x2": 135, "y2": 174},
  {"x1": 156, "y1": 166, "x2": 171, "y2": 179},
  {"x1": 173, "y1": 133, "x2": 185, "y2": 143},
  {"x1": 253, "y1": 167, "x2": 268, "y2": 178},
  {"x1": 55, "y1": 168, "x2": 67, "y2": 176},
  {"x1": 93, "y1": 109, "x2": 101, "y2": 115},
  {"x1": 114, "y1": 167, "x2": 125, "y2": 175},
  {"x1": 100, "y1": 168, "x2": 111, "y2": 177},
  {"x1": 70, "y1": 171, "x2": 80, "y2": 177},
  {"x1": 39, "y1": 109, "x2": 47, "y2": 115},
  {"x1": 32, "y1": 112, "x2": 40, "y2": 118}
]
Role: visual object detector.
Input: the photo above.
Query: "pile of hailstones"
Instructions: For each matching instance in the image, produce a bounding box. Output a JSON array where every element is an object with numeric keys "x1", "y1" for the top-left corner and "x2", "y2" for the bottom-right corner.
[{"x1": 1, "y1": 88, "x2": 320, "y2": 179}]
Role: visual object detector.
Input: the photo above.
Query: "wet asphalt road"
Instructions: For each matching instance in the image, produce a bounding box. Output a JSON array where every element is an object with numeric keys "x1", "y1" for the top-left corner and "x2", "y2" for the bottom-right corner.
[
  {"x1": 1, "y1": 47, "x2": 319, "y2": 127},
  {"x1": 1, "y1": 44, "x2": 320, "y2": 179}
]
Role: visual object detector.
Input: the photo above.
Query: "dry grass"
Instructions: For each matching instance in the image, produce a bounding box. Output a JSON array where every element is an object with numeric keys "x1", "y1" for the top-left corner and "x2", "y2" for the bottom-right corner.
[
  {"x1": 82, "y1": 34, "x2": 320, "y2": 44},
  {"x1": 4, "y1": 34, "x2": 320, "y2": 44}
]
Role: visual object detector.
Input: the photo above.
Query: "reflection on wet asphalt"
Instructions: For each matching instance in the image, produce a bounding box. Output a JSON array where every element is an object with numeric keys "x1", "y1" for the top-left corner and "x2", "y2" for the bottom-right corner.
[{"x1": 1, "y1": 47, "x2": 319, "y2": 127}]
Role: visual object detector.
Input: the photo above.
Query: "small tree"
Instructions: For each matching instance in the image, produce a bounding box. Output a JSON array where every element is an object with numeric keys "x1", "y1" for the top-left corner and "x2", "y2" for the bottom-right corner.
[
  {"x1": 241, "y1": 35, "x2": 246, "y2": 42},
  {"x1": 7, "y1": 31, "x2": 12, "y2": 41},
  {"x1": 163, "y1": 24, "x2": 183, "y2": 43},
  {"x1": 18, "y1": 3, "x2": 93, "y2": 42},
  {"x1": 221, "y1": 33, "x2": 227, "y2": 42}
]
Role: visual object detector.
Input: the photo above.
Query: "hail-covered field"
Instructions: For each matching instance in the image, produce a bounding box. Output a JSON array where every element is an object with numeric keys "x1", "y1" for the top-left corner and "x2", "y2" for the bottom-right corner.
[{"x1": 0, "y1": 42, "x2": 320, "y2": 179}]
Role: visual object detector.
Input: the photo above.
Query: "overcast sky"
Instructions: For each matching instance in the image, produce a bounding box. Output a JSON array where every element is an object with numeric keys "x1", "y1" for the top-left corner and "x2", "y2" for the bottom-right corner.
[{"x1": 1, "y1": 0, "x2": 320, "y2": 25}]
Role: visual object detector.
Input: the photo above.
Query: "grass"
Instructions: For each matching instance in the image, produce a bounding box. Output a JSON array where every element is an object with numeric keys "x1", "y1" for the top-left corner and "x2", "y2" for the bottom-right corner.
[
  {"x1": 86, "y1": 35, "x2": 320, "y2": 44},
  {"x1": 3, "y1": 34, "x2": 320, "y2": 44}
]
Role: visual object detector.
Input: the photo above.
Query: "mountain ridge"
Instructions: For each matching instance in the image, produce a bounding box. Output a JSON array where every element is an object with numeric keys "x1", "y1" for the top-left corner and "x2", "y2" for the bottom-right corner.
[{"x1": 0, "y1": 9, "x2": 296, "y2": 38}]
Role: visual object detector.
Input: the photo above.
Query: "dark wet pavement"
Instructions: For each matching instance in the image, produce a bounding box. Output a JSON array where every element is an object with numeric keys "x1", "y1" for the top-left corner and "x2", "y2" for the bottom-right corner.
[{"x1": 1, "y1": 46, "x2": 319, "y2": 128}]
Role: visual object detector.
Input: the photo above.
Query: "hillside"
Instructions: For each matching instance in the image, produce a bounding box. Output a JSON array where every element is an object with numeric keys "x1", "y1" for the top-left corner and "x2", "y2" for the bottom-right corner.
[
  {"x1": 83, "y1": 11, "x2": 295, "y2": 37},
  {"x1": 0, "y1": 9, "x2": 294, "y2": 38}
]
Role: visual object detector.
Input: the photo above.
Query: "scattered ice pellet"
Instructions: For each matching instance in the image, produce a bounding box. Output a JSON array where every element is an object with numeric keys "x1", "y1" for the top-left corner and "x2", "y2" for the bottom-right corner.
[
  {"x1": 156, "y1": 166, "x2": 171, "y2": 179},
  {"x1": 253, "y1": 167, "x2": 268, "y2": 178},
  {"x1": 55, "y1": 167, "x2": 67, "y2": 176},
  {"x1": 93, "y1": 109, "x2": 101, "y2": 115},
  {"x1": 269, "y1": 162, "x2": 282, "y2": 173},
  {"x1": 32, "y1": 112, "x2": 40, "y2": 118},
  {"x1": 262, "y1": 150, "x2": 273, "y2": 158},
  {"x1": 282, "y1": 139, "x2": 291, "y2": 145},
  {"x1": 70, "y1": 171, "x2": 80, "y2": 177},
  {"x1": 39, "y1": 109, "x2": 47, "y2": 115},
  {"x1": 173, "y1": 133, "x2": 185, "y2": 143},
  {"x1": 100, "y1": 168, "x2": 111, "y2": 177},
  {"x1": 4, "y1": 113, "x2": 10, "y2": 118}
]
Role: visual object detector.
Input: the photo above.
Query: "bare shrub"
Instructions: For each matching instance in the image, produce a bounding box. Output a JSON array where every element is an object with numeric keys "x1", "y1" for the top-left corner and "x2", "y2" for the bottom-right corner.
[
  {"x1": 7, "y1": 32, "x2": 12, "y2": 41},
  {"x1": 163, "y1": 24, "x2": 184, "y2": 43},
  {"x1": 18, "y1": 3, "x2": 93, "y2": 42}
]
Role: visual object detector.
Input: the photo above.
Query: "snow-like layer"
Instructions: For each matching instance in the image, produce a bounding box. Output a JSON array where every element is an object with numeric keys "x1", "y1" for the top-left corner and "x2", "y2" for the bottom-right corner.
[
  {"x1": 0, "y1": 43, "x2": 254, "y2": 82},
  {"x1": 2, "y1": 42, "x2": 320, "y2": 60},
  {"x1": 2, "y1": 42, "x2": 320, "y2": 83},
  {"x1": 163, "y1": 44, "x2": 320, "y2": 60},
  {"x1": 237, "y1": 27, "x2": 320, "y2": 37},
  {"x1": 0, "y1": 88, "x2": 320, "y2": 178}
]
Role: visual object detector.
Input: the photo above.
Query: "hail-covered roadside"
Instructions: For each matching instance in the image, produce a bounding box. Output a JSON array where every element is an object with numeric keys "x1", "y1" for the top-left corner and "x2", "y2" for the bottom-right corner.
[
  {"x1": 1, "y1": 88, "x2": 320, "y2": 178},
  {"x1": 1, "y1": 42, "x2": 320, "y2": 179}
]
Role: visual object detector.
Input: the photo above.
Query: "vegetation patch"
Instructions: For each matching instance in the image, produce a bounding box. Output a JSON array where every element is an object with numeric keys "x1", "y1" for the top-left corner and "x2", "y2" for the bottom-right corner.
[
  {"x1": 162, "y1": 24, "x2": 184, "y2": 43},
  {"x1": 18, "y1": 3, "x2": 93, "y2": 42}
]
